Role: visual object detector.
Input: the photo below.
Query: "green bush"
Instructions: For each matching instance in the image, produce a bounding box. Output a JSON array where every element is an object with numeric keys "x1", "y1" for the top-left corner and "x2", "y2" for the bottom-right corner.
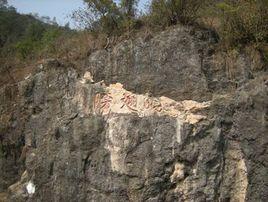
[
  {"x1": 14, "y1": 24, "x2": 66, "y2": 59},
  {"x1": 215, "y1": 0, "x2": 268, "y2": 48},
  {"x1": 148, "y1": 0, "x2": 206, "y2": 28},
  {"x1": 14, "y1": 23, "x2": 46, "y2": 59},
  {"x1": 15, "y1": 39, "x2": 38, "y2": 59},
  {"x1": 41, "y1": 28, "x2": 63, "y2": 53}
]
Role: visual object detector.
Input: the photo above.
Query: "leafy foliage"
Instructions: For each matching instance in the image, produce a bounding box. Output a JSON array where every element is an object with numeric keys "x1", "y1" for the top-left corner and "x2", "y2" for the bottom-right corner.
[
  {"x1": 120, "y1": 0, "x2": 138, "y2": 18},
  {"x1": 0, "y1": 5, "x2": 69, "y2": 60},
  {"x1": 0, "y1": 0, "x2": 7, "y2": 9},
  {"x1": 214, "y1": 0, "x2": 268, "y2": 48},
  {"x1": 72, "y1": 0, "x2": 140, "y2": 36},
  {"x1": 147, "y1": 0, "x2": 207, "y2": 28},
  {"x1": 73, "y1": 0, "x2": 121, "y2": 34}
]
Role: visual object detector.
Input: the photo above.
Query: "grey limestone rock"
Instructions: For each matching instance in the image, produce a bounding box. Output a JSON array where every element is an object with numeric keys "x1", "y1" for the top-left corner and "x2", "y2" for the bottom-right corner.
[{"x1": 0, "y1": 26, "x2": 267, "y2": 202}]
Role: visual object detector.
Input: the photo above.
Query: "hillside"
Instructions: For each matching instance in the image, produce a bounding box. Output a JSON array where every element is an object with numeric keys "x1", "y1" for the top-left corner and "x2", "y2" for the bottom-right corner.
[{"x1": 0, "y1": 5, "x2": 74, "y2": 87}]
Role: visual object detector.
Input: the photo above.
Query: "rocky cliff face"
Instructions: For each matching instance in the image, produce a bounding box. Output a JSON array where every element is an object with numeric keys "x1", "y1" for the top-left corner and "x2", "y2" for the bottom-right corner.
[{"x1": 0, "y1": 26, "x2": 267, "y2": 202}]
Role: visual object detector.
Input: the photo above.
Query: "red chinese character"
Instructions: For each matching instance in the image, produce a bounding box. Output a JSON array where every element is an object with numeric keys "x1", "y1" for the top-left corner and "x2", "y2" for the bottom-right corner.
[
  {"x1": 100, "y1": 94, "x2": 113, "y2": 112},
  {"x1": 152, "y1": 99, "x2": 162, "y2": 112},
  {"x1": 121, "y1": 93, "x2": 137, "y2": 111},
  {"x1": 144, "y1": 98, "x2": 153, "y2": 109}
]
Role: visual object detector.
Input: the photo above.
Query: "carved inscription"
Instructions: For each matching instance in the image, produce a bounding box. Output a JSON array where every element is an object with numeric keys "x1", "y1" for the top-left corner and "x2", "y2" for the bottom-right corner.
[
  {"x1": 91, "y1": 83, "x2": 209, "y2": 124},
  {"x1": 120, "y1": 93, "x2": 137, "y2": 111},
  {"x1": 100, "y1": 94, "x2": 112, "y2": 113}
]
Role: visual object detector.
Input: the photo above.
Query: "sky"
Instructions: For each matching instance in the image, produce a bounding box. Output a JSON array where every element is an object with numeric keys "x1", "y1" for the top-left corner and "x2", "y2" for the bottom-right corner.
[
  {"x1": 8, "y1": 0, "x2": 150, "y2": 28},
  {"x1": 8, "y1": 0, "x2": 86, "y2": 27}
]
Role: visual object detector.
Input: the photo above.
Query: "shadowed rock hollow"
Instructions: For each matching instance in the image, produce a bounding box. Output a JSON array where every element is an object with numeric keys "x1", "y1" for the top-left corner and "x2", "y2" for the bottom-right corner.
[{"x1": 0, "y1": 26, "x2": 267, "y2": 202}]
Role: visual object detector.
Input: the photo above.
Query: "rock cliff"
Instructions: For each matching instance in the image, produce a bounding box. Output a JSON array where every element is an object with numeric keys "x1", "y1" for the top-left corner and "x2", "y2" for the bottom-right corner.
[{"x1": 0, "y1": 26, "x2": 267, "y2": 202}]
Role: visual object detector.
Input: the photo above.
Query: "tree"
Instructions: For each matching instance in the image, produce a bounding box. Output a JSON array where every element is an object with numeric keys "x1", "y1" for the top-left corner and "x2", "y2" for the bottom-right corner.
[
  {"x1": 120, "y1": 0, "x2": 139, "y2": 35},
  {"x1": 72, "y1": 0, "x2": 139, "y2": 36},
  {"x1": 0, "y1": 0, "x2": 16, "y2": 12},
  {"x1": 120, "y1": 0, "x2": 138, "y2": 18},
  {"x1": 0, "y1": 0, "x2": 7, "y2": 8},
  {"x1": 72, "y1": 0, "x2": 122, "y2": 34},
  {"x1": 52, "y1": 17, "x2": 57, "y2": 25}
]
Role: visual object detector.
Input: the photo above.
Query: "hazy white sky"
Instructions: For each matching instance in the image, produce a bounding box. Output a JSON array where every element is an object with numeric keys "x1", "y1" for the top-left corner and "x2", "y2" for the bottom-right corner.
[
  {"x1": 9, "y1": 0, "x2": 86, "y2": 27},
  {"x1": 8, "y1": 0, "x2": 150, "y2": 28}
]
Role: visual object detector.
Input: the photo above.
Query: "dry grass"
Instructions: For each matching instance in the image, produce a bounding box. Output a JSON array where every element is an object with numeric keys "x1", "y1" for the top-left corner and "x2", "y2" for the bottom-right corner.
[
  {"x1": 0, "y1": 192, "x2": 7, "y2": 202},
  {"x1": 53, "y1": 32, "x2": 98, "y2": 60}
]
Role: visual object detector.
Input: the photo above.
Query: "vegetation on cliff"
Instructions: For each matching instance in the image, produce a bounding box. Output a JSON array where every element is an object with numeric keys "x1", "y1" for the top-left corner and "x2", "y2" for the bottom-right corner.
[
  {"x1": 0, "y1": 0, "x2": 267, "y2": 68},
  {"x1": 73, "y1": 0, "x2": 268, "y2": 62}
]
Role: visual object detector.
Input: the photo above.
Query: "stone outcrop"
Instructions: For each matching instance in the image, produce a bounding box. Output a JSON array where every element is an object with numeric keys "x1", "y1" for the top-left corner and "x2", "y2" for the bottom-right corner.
[{"x1": 0, "y1": 26, "x2": 267, "y2": 201}]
